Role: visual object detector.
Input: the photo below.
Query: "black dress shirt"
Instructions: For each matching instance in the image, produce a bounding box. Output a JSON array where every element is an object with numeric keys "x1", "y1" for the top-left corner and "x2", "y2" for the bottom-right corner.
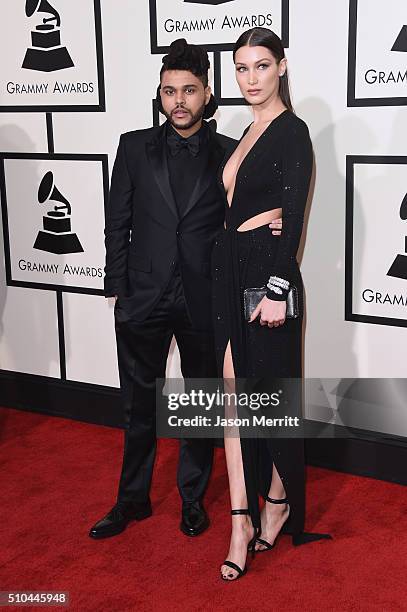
[{"x1": 166, "y1": 122, "x2": 210, "y2": 219}]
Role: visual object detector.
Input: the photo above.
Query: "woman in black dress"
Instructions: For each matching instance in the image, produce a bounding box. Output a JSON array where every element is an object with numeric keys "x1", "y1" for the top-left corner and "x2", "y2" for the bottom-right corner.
[{"x1": 212, "y1": 28, "x2": 330, "y2": 581}]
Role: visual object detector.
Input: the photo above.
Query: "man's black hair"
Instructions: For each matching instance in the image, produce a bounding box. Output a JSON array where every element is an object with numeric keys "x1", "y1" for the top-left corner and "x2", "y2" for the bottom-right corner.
[
  {"x1": 160, "y1": 38, "x2": 209, "y2": 86},
  {"x1": 157, "y1": 38, "x2": 218, "y2": 119}
]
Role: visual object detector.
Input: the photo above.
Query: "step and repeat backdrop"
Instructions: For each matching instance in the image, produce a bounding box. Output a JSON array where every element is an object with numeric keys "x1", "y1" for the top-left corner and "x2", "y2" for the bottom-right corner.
[{"x1": 0, "y1": 0, "x2": 406, "y2": 437}]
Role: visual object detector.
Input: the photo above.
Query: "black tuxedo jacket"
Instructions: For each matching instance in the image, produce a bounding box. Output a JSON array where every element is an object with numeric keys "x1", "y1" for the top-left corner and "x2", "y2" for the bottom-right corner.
[{"x1": 104, "y1": 120, "x2": 236, "y2": 329}]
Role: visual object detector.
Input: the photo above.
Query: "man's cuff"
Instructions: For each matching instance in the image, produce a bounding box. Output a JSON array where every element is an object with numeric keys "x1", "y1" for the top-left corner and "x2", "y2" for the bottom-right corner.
[{"x1": 104, "y1": 278, "x2": 127, "y2": 298}]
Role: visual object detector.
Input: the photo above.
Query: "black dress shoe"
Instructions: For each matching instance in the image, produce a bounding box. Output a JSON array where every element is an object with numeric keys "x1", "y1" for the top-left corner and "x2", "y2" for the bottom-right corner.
[
  {"x1": 180, "y1": 501, "x2": 209, "y2": 537},
  {"x1": 89, "y1": 500, "x2": 152, "y2": 539}
]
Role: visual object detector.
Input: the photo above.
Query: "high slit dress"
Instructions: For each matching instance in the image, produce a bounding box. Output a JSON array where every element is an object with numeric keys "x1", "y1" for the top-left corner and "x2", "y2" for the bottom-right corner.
[{"x1": 211, "y1": 110, "x2": 330, "y2": 546}]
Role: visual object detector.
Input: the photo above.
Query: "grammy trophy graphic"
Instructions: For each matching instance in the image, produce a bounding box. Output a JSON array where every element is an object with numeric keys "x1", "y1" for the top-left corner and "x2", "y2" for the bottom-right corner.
[
  {"x1": 22, "y1": 0, "x2": 74, "y2": 72},
  {"x1": 391, "y1": 25, "x2": 407, "y2": 52},
  {"x1": 387, "y1": 192, "x2": 407, "y2": 280},
  {"x1": 33, "y1": 171, "x2": 83, "y2": 255}
]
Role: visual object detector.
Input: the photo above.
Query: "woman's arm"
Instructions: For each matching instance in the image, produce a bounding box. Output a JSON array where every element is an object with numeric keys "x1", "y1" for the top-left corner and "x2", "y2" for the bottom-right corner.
[
  {"x1": 266, "y1": 120, "x2": 313, "y2": 301},
  {"x1": 249, "y1": 120, "x2": 313, "y2": 326}
]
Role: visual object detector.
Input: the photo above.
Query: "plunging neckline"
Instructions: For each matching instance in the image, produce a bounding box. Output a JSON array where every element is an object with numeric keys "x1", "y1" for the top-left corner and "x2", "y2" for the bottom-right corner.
[{"x1": 222, "y1": 109, "x2": 289, "y2": 208}]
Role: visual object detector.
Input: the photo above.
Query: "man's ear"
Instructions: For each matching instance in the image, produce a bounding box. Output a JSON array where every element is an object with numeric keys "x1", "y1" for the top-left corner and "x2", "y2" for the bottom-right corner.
[
  {"x1": 205, "y1": 85, "x2": 212, "y2": 106},
  {"x1": 203, "y1": 92, "x2": 218, "y2": 119},
  {"x1": 155, "y1": 84, "x2": 164, "y2": 114}
]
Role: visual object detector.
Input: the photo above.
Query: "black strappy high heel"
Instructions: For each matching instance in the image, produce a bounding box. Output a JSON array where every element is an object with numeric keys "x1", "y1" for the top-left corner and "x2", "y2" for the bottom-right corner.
[
  {"x1": 221, "y1": 509, "x2": 258, "y2": 581},
  {"x1": 254, "y1": 496, "x2": 289, "y2": 553},
  {"x1": 254, "y1": 496, "x2": 333, "y2": 549}
]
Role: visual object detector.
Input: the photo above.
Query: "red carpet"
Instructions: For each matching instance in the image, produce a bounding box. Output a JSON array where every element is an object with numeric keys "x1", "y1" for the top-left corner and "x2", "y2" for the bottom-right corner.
[{"x1": 0, "y1": 406, "x2": 406, "y2": 612}]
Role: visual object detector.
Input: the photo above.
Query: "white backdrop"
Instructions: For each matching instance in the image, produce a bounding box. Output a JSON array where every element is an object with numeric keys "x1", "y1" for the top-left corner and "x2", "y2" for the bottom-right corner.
[{"x1": 0, "y1": 0, "x2": 406, "y2": 436}]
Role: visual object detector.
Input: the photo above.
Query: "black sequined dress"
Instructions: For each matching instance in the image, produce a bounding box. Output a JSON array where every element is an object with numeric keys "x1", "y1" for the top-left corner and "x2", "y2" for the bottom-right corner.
[{"x1": 211, "y1": 110, "x2": 330, "y2": 545}]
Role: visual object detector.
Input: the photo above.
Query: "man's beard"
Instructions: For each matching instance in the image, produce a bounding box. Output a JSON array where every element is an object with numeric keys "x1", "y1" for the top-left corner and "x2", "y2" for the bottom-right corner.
[{"x1": 164, "y1": 102, "x2": 206, "y2": 131}]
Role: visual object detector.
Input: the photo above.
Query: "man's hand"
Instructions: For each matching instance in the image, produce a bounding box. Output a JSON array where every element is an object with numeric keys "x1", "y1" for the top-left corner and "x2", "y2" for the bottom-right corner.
[{"x1": 269, "y1": 217, "x2": 282, "y2": 235}]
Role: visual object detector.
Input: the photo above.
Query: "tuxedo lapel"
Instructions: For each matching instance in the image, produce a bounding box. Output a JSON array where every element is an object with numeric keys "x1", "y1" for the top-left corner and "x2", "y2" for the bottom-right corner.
[
  {"x1": 180, "y1": 131, "x2": 225, "y2": 220},
  {"x1": 145, "y1": 122, "x2": 178, "y2": 219}
]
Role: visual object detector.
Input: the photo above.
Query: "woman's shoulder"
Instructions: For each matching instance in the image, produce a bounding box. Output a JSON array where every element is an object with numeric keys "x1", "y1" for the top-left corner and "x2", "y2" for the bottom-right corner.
[{"x1": 282, "y1": 110, "x2": 310, "y2": 138}]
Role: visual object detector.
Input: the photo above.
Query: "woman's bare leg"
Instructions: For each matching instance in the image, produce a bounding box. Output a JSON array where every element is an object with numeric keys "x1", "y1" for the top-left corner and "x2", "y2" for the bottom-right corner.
[
  {"x1": 254, "y1": 462, "x2": 289, "y2": 551},
  {"x1": 220, "y1": 341, "x2": 254, "y2": 580}
]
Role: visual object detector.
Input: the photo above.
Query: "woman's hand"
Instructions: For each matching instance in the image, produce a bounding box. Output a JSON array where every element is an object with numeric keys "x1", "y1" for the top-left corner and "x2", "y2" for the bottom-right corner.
[
  {"x1": 269, "y1": 217, "x2": 282, "y2": 235},
  {"x1": 249, "y1": 296, "x2": 286, "y2": 327}
]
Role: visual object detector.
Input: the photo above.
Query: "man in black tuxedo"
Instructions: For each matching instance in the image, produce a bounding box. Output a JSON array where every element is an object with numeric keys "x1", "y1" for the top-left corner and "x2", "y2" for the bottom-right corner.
[{"x1": 89, "y1": 39, "x2": 236, "y2": 539}]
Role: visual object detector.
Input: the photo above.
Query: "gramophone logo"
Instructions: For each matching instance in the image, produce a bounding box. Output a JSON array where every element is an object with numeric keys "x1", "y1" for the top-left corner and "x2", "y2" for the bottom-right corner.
[
  {"x1": 22, "y1": 0, "x2": 74, "y2": 72},
  {"x1": 1, "y1": 153, "x2": 107, "y2": 293},
  {"x1": 391, "y1": 26, "x2": 407, "y2": 52},
  {"x1": 346, "y1": 156, "x2": 407, "y2": 328},
  {"x1": 33, "y1": 171, "x2": 83, "y2": 255},
  {"x1": 387, "y1": 193, "x2": 407, "y2": 280},
  {"x1": 348, "y1": 0, "x2": 407, "y2": 106}
]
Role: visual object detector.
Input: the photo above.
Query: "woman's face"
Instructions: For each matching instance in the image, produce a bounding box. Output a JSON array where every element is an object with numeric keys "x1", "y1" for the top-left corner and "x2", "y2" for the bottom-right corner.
[{"x1": 234, "y1": 45, "x2": 286, "y2": 106}]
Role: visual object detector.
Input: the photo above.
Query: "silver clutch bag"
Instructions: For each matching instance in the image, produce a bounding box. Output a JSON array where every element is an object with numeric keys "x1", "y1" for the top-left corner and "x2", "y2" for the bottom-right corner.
[{"x1": 243, "y1": 285, "x2": 299, "y2": 321}]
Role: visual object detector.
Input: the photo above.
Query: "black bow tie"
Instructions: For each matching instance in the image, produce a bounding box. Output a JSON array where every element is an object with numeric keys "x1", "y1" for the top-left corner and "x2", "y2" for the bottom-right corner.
[{"x1": 167, "y1": 130, "x2": 200, "y2": 157}]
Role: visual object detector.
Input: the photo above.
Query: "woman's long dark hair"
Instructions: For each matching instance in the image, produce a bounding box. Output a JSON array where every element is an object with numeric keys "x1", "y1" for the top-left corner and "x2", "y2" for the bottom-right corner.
[{"x1": 233, "y1": 27, "x2": 293, "y2": 113}]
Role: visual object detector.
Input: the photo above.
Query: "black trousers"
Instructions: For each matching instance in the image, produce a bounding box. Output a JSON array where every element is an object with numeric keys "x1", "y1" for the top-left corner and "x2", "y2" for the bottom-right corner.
[{"x1": 114, "y1": 269, "x2": 216, "y2": 505}]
